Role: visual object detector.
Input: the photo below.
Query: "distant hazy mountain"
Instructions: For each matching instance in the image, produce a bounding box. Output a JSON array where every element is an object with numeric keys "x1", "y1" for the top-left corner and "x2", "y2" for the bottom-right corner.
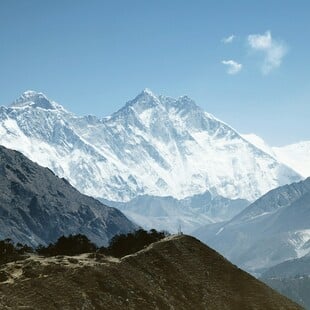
[
  {"x1": 0, "y1": 235, "x2": 302, "y2": 310},
  {"x1": 0, "y1": 145, "x2": 136, "y2": 247},
  {"x1": 193, "y1": 177, "x2": 310, "y2": 274},
  {"x1": 261, "y1": 255, "x2": 310, "y2": 309},
  {"x1": 0, "y1": 90, "x2": 301, "y2": 203},
  {"x1": 262, "y1": 254, "x2": 310, "y2": 279},
  {"x1": 242, "y1": 134, "x2": 310, "y2": 178},
  {"x1": 103, "y1": 192, "x2": 249, "y2": 233},
  {"x1": 263, "y1": 276, "x2": 310, "y2": 310}
]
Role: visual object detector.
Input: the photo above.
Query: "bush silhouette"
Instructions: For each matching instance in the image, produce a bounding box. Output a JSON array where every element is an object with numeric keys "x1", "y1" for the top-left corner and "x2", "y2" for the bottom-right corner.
[
  {"x1": 37, "y1": 234, "x2": 97, "y2": 256},
  {"x1": 1, "y1": 229, "x2": 168, "y2": 260},
  {"x1": 100, "y1": 229, "x2": 168, "y2": 258},
  {"x1": 0, "y1": 239, "x2": 32, "y2": 265}
]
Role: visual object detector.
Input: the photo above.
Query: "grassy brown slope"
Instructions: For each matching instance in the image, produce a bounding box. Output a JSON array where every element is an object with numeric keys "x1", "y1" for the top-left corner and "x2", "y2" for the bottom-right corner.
[{"x1": 0, "y1": 235, "x2": 303, "y2": 310}]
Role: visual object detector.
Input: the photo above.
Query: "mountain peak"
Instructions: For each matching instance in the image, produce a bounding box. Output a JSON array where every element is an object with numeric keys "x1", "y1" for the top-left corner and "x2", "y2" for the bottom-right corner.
[
  {"x1": 128, "y1": 89, "x2": 201, "y2": 113},
  {"x1": 10, "y1": 90, "x2": 61, "y2": 110},
  {"x1": 22, "y1": 90, "x2": 40, "y2": 98},
  {"x1": 176, "y1": 95, "x2": 201, "y2": 110},
  {"x1": 141, "y1": 88, "x2": 156, "y2": 97},
  {"x1": 118, "y1": 88, "x2": 161, "y2": 114},
  {"x1": 135, "y1": 88, "x2": 159, "y2": 102}
]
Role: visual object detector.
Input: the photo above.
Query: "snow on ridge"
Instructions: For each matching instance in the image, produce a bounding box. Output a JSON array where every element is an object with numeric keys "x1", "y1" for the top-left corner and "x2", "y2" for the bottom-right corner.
[
  {"x1": 289, "y1": 229, "x2": 310, "y2": 258},
  {"x1": 0, "y1": 89, "x2": 302, "y2": 202},
  {"x1": 242, "y1": 133, "x2": 310, "y2": 178},
  {"x1": 241, "y1": 133, "x2": 275, "y2": 157},
  {"x1": 9, "y1": 90, "x2": 64, "y2": 111},
  {"x1": 273, "y1": 142, "x2": 310, "y2": 178}
]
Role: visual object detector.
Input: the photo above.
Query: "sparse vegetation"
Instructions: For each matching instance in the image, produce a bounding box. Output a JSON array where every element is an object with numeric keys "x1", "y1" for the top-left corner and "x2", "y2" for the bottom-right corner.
[
  {"x1": 0, "y1": 229, "x2": 169, "y2": 263},
  {"x1": 100, "y1": 228, "x2": 169, "y2": 258},
  {"x1": 0, "y1": 239, "x2": 33, "y2": 265},
  {"x1": 36, "y1": 234, "x2": 97, "y2": 256},
  {"x1": 0, "y1": 235, "x2": 302, "y2": 310}
]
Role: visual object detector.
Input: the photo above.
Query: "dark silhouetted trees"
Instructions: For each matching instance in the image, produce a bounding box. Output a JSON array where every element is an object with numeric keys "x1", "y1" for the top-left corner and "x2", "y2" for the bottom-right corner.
[
  {"x1": 0, "y1": 229, "x2": 168, "y2": 262},
  {"x1": 100, "y1": 229, "x2": 168, "y2": 258},
  {"x1": 36, "y1": 234, "x2": 97, "y2": 256},
  {"x1": 0, "y1": 239, "x2": 33, "y2": 265}
]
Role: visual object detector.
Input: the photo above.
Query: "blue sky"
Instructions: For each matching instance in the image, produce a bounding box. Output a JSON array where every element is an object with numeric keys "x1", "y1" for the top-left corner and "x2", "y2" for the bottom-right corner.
[{"x1": 0, "y1": 0, "x2": 309, "y2": 145}]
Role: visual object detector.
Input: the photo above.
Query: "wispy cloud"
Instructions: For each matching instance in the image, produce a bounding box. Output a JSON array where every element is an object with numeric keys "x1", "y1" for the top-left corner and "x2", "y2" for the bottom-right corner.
[
  {"x1": 221, "y1": 60, "x2": 242, "y2": 75},
  {"x1": 222, "y1": 35, "x2": 235, "y2": 44},
  {"x1": 247, "y1": 31, "x2": 287, "y2": 74}
]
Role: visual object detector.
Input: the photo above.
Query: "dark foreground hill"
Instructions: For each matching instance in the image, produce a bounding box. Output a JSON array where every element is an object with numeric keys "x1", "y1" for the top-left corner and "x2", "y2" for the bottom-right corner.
[
  {"x1": 0, "y1": 145, "x2": 135, "y2": 246},
  {"x1": 0, "y1": 235, "x2": 302, "y2": 310}
]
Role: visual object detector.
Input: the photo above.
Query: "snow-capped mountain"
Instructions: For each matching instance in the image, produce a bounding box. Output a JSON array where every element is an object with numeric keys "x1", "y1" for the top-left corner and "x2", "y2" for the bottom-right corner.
[
  {"x1": 242, "y1": 134, "x2": 310, "y2": 178},
  {"x1": 241, "y1": 134, "x2": 276, "y2": 158},
  {"x1": 0, "y1": 89, "x2": 301, "y2": 202},
  {"x1": 273, "y1": 142, "x2": 310, "y2": 178}
]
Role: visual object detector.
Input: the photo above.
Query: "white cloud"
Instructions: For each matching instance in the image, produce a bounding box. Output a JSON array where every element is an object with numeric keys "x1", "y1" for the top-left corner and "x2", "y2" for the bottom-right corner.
[
  {"x1": 221, "y1": 60, "x2": 242, "y2": 75},
  {"x1": 222, "y1": 35, "x2": 235, "y2": 44},
  {"x1": 247, "y1": 31, "x2": 287, "y2": 74}
]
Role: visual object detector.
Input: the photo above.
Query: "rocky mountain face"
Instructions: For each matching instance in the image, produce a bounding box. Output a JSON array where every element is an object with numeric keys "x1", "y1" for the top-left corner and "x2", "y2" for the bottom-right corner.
[
  {"x1": 103, "y1": 192, "x2": 249, "y2": 234},
  {"x1": 193, "y1": 177, "x2": 310, "y2": 274},
  {"x1": 0, "y1": 235, "x2": 302, "y2": 310},
  {"x1": 0, "y1": 145, "x2": 136, "y2": 247},
  {"x1": 0, "y1": 90, "x2": 301, "y2": 203}
]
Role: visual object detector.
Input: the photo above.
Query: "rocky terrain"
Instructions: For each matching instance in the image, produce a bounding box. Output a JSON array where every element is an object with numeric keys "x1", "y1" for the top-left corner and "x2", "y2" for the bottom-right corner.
[
  {"x1": 0, "y1": 145, "x2": 136, "y2": 247},
  {"x1": 0, "y1": 235, "x2": 302, "y2": 309}
]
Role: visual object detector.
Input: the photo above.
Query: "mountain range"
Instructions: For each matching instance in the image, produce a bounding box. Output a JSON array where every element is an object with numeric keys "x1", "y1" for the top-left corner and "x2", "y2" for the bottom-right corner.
[
  {"x1": 0, "y1": 89, "x2": 302, "y2": 204},
  {"x1": 102, "y1": 192, "x2": 249, "y2": 234},
  {"x1": 0, "y1": 89, "x2": 308, "y2": 308},
  {"x1": 1, "y1": 89, "x2": 307, "y2": 235}
]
